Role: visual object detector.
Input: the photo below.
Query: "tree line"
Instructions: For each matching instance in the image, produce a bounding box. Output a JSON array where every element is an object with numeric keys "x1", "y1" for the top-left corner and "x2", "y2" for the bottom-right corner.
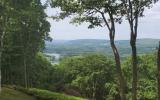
[
  {"x1": 0, "y1": 0, "x2": 51, "y2": 91},
  {"x1": 47, "y1": 54, "x2": 159, "y2": 100}
]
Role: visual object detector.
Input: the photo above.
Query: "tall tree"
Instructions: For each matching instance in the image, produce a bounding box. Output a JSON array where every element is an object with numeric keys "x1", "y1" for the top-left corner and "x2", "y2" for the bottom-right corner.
[
  {"x1": 0, "y1": 0, "x2": 10, "y2": 92},
  {"x1": 51, "y1": 0, "x2": 127, "y2": 99},
  {"x1": 121, "y1": 0, "x2": 159, "y2": 100}
]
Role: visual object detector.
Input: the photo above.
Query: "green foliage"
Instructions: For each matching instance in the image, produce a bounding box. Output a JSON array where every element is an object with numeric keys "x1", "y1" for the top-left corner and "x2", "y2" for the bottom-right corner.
[
  {"x1": 51, "y1": 0, "x2": 123, "y2": 29},
  {"x1": 122, "y1": 54, "x2": 157, "y2": 99},
  {"x1": 23, "y1": 88, "x2": 87, "y2": 100},
  {"x1": 27, "y1": 53, "x2": 55, "y2": 90},
  {"x1": 0, "y1": 87, "x2": 86, "y2": 100},
  {"x1": 58, "y1": 54, "x2": 118, "y2": 100},
  {"x1": 43, "y1": 53, "x2": 159, "y2": 99},
  {"x1": 0, "y1": 1, "x2": 159, "y2": 99},
  {"x1": 1, "y1": 0, "x2": 51, "y2": 88},
  {"x1": 1, "y1": 52, "x2": 159, "y2": 100}
]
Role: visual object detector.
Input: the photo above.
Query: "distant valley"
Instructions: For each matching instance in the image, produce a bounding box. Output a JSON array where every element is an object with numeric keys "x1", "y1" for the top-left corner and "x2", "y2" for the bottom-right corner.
[{"x1": 44, "y1": 39, "x2": 160, "y2": 58}]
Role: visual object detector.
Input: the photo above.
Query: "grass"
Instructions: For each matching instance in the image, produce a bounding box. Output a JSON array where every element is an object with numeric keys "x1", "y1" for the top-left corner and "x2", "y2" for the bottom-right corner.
[
  {"x1": 0, "y1": 87, "x2": 36, "y2": 100},
  {"x1": 0, "y1": 87, "x2": 87, "y2": 100},
  {"x1": 24, "y1": 88, "x2": 87, "y2": 100}
]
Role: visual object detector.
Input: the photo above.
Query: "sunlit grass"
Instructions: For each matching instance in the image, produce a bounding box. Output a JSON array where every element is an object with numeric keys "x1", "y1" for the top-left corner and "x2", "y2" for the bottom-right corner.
[{"x1": 25, "y1": 88, "x2": 87, "y2": 100}]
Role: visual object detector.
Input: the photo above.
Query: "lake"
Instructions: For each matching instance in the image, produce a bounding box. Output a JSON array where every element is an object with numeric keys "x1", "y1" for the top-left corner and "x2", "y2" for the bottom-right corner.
[{"x1": 44, "y1": 53, "x2": 61, "y2": 64}]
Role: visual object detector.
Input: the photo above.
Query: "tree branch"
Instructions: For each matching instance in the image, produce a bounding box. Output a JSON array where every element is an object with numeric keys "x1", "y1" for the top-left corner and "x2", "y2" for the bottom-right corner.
[{"x1": 94, "y1": 8, "x2": 111, "y2": 32}]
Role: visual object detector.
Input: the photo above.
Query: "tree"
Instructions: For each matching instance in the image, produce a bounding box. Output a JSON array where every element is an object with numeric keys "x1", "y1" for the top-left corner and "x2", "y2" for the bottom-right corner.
[
  {"x1": 121, "y1": 0, "x2": 159, "y2": 99},
  {"x1": 51, "y1": 0, "x2": 127, "y2": 99},
  {"x1": 27, "y1": 53, "x2": 55, "y2": 90},
  {"x1": 17, "y1": 0, "x2": 50, "y2": 88},
  {"x1": 1, "y1": 0, "x2": 51, "y2": 89},
  {"x1": 59, "y1": 54, "x2": 117, "y2": 100},
  {"x1": 122, "y1": 54, "x2": 157, "y2": 99},
  {"x1": 0, "y1": 0, "x2": 11, "y2": 92}
]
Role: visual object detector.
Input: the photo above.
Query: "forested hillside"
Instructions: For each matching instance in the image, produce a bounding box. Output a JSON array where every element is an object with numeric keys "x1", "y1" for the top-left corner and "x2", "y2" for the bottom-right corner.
[{"x1": 45, "y1": 39, "x2": 159, "y2": 56}]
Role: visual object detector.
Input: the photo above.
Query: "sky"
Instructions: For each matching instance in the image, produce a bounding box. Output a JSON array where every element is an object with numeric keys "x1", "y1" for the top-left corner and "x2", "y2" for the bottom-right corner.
[{"x1": 41, "y1": 0, "x2": 160, "y2": 40}]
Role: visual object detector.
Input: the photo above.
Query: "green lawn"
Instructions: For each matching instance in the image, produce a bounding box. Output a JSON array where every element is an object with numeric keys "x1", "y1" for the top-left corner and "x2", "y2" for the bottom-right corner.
[{"x1": 0, "y1": 87, "x2": 36, "y2": 100}]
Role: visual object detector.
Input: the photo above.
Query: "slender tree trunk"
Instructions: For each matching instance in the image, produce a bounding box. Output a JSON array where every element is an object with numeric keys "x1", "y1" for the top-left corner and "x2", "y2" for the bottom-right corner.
[
  {"x1": 0, "y1": 31, "x2": 5, "y2": 93},
  {"x1": 110, "y1": 41, "x2": 126, "y2": 100},
  {"x1": 157, "y1": 41, "x2": 160, "y2": 100},
  {"x1": 130, "y1": 38, "x2": 137, "y2": 100},
  {"x1": 109, "y1": 32, "x2": 126, "y2": 100},
  {"x1": 131, "y1": 17, "x2": 138, "y2": 100},
  {"x1": 101, "y1": 11, "x2": 127, "y2": 100},
  {"x1": 23, "y1": 51, "x2": 27, "y2": 88},
  {"x1": 0, "y1": 48, "x2": 2, "y2": 93}
]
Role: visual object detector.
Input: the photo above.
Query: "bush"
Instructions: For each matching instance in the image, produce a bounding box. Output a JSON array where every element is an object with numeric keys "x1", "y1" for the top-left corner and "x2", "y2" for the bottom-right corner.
[{"x1": 17, "y1": 87, "x2": 87, "y2": 100}]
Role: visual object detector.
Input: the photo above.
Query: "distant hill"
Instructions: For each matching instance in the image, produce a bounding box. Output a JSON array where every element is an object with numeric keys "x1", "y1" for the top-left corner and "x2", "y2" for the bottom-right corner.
[{"x1": 44, "y1": 39, "x2": 160, "y2": 57}]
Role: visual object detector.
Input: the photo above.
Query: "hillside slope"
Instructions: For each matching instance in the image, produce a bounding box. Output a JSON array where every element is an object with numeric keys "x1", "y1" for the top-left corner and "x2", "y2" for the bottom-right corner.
[
  {"x1": 0, "y1": 87, "x2": 87, "y2": 100},
  {"x1": 45, "y1": 39, "x2": 160, "y2": 57},
  {"x1": 0, "y1": 87, "x2": 36, "y2": 100}
]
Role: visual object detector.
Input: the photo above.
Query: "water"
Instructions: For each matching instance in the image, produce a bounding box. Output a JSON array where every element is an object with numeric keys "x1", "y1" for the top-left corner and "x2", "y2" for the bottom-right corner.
[{"x1": 44, "y1": 53, "x2": 60, "y2": 64}]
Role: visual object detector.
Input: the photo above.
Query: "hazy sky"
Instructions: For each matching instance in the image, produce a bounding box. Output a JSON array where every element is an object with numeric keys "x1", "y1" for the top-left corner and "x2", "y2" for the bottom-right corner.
[{"x1": 42, "y1": 0, "x2": 160, "y2": 40}]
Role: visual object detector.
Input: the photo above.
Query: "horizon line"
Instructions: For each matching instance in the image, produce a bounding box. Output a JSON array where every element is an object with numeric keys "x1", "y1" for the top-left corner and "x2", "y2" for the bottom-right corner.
[{"x1": 48, "y1": 38, "x2": 160, "y2": 41}]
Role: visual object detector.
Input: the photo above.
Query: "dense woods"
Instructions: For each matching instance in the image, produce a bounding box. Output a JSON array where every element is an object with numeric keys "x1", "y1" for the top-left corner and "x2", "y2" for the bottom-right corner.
[
  {"x1": 0, "y1": 0, "x2": 51, "y2": 89},
  {"x1": 0, "y1": 0, "x2": 160, "y2": 100}
]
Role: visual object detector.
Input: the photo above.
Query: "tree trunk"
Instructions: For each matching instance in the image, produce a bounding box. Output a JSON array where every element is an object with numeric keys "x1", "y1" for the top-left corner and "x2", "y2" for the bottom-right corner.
[
  {"x1": 101, "y1": 11, "x2": 127, "y2": 100},
  {"x1": 130, "y1": 38, "x2": 137, "y2": 100},
  {"x1": 0, "y1": 49, "x2": 2, "y2": 93},
  {"x1": 130, "y1": 18, "x2": 138, "y2": 100},
  {"x1": 0, "y1": 31, "x2": 5, "y2": 93},
  {"x1": 157, "y1": 41, "x2": 160, "y2": 100},
  {"x1": 23, "y1": 51, "x2": 28, "y2": 88},
  {"x1": 110, "y1": 38, "x2": 126, "y2": 100}
]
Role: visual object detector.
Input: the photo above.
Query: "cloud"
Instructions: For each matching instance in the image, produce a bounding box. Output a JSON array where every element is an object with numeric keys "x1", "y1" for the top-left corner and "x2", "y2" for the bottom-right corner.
[{"x1": 42, "y1": 0, "x2": 160, "y2": 40}]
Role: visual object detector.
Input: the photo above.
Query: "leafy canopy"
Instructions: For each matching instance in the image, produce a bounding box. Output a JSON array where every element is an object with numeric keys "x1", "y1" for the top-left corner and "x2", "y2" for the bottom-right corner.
[{"x1": 51, "y1": 0, "x2": 123, "y2": 29}]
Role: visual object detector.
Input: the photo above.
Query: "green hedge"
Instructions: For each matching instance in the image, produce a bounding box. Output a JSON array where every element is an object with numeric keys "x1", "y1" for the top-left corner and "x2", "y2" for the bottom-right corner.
[{"x1": 17, "y1": 87, "x2": 87, "y2": 100}]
